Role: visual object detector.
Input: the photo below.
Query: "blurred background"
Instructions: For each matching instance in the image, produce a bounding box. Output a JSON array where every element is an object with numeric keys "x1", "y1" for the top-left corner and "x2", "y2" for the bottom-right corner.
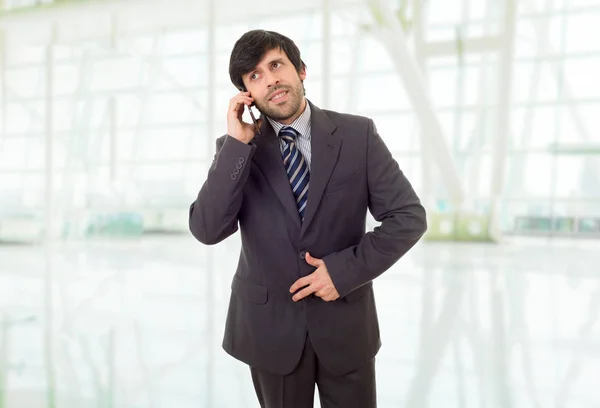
[{"x1": 0, "y1": 0, "x2": 599, "y2": 407}]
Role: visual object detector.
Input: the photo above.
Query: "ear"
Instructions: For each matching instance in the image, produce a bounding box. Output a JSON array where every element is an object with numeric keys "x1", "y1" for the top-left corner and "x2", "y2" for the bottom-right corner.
[{"x1": 299, "y1": 66, "x2": 307, "y2": 81}]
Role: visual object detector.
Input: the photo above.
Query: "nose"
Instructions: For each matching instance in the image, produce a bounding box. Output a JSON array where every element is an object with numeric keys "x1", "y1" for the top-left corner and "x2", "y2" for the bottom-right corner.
[{"x1": 264, "y1": 70, "x2": 280, "y2": 88}]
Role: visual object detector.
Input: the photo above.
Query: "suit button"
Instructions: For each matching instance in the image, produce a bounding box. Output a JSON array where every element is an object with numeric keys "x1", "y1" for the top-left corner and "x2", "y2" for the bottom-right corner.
[
  {"x1": 299, "y1": 250, "x2": 306, "y2": 259},
  {"x1": 238, "y1": 157, "x2": 245, "y2": 163},
  {"x1": 235, "y1": 162, "x2": 243, "y2": 170},
  {"x1": 230, "y1": 174, "x2": 237, "y2": 180}
]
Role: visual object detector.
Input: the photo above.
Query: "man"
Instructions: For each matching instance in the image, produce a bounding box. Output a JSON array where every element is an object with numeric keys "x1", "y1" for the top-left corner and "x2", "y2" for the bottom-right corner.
[{"x1": 189, "y1": 30, "x2": 427, "y2": 408}]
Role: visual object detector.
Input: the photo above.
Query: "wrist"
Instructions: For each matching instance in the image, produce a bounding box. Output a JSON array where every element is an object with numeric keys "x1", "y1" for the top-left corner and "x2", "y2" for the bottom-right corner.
[{"x1": 228, "y1": 134, "x2": 252, "y2": 144}]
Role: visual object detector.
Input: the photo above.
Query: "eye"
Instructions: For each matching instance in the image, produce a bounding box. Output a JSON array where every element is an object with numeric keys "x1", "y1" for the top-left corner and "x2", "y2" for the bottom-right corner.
[
  {"x1": 249, "y1": 72, "x2": 259, "y2": 81},
  {"x1": 272, "y1": 61, "x2": 281, "y2": 69}
]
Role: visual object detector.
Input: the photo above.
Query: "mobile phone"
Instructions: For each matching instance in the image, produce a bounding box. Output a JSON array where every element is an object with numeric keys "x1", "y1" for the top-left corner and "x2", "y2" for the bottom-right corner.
[
  {"x1": 239, "y1": 86, "x2": 261, "y2": 135},
  {"x1": 247, "y1": 104, "x2": 262, "y2": 135}
]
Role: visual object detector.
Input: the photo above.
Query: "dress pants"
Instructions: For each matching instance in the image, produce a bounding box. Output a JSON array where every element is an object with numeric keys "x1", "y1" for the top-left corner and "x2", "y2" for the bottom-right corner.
[{"x1": 249, "y1": 336, "x2": 376, "y2": 408}]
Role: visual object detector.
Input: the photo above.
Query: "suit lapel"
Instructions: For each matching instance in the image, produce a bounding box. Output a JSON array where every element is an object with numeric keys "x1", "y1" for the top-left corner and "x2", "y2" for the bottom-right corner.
[
  {"x1": 300, "y1": 102, "x2": 340, "y2": 237},
  {"x1": 253, "y1": 119, "x2": 302, "y2": 230},
  {"x1": 252, "y1": 101, "x2": 341, "y2": 235}
]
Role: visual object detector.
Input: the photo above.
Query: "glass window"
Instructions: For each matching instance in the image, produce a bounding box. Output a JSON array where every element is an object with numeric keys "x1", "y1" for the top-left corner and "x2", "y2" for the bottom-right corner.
[
  {"x1": 359, "y1": 37, "x2": 394, "y2": 74},
  {"x1": 371, "y1": 113, "x2": 418, "y2": 153},
  {"x1": 162, "y1": 29, "x2": 208, "y2": 55},
  {"x1": 562, "y1": 57, "x2": 600, "y2": 99},
  {"x1": 566, "y1": 11, "x2": 600, "y2": 53},
  {"x1": 90, "y1": 57, "x2": 142, "y2": 91},
  {"x1": 258, "y1": 12, "x2": 322, "y2": 42},
  {"x1": 5, "y1": 102, "x2": 44, "y2": 134},
  {"x1": 426, "y1": 0, "x2": 463, "y2": 25},
  {"x1": 507, "y1": 153, "x2": 554, "y2": 197},
  {"x1": 146, "y1": 93, "x2": 200, "y2": 125},
  {"x1": 428, "y1": 67, "x2": 458, "y2": 108},
  {"x1": 5, "y1": 66, "x2": 44, "y2": 98},
  {"x1": 355, "y1": 73, "x2": 409, "y2": 113},
  {"x1": 513, "y1": 61, "x2": 559, "y2": 103},
  {"x1": 511, "y1": 106, "x2": 561, "y2": 149},
  {"x1": 6, "y1": 44, "x2": 44, "y2": 66}
]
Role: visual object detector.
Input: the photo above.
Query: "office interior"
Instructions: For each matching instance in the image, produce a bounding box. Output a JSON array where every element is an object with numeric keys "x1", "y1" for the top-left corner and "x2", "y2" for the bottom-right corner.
[{"x1": 0, "y1": 0, "x2": 599, "y2": 407}]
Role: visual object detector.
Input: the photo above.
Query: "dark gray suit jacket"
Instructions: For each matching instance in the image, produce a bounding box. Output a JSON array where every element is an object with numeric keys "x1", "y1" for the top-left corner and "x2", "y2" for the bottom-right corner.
[{"x1": 189, "y1": 101, "x2": 427, "y2": 376}]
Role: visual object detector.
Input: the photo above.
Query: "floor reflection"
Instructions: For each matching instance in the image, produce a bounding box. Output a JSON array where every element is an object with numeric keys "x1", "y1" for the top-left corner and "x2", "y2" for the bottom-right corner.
[{"x1": 0, "y1": 236, "x2": 599, "y2": 407}]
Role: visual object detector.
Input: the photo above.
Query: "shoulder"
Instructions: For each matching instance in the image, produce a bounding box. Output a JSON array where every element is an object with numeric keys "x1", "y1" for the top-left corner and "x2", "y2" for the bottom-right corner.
[
  {"x1": 322, "y1": 109, "x2": 372, "y2": 127},
  {"x1": 320, "y1": 108, "x2": 375, "y2": 138}
]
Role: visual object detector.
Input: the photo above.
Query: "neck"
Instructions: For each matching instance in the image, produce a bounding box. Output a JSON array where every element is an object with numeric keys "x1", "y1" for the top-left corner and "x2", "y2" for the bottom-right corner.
[{"x1": 279, "y1": 98, "x2": 307, "y2": 125}]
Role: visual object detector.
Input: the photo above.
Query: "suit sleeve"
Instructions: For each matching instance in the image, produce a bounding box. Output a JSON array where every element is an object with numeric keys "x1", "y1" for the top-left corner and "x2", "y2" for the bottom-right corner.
[
  {"x1": 189, "y1": 135, "x2": 257, "y2": 245},
  {"x1": 322, "y1": 119, "x2": 427, "y2": 298}
]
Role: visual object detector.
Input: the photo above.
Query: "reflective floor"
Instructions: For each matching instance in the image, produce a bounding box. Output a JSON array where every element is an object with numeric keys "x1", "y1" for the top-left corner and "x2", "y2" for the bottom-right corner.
[{"x1": 0, "y1": 235, "x2": 599, "y2": 407}]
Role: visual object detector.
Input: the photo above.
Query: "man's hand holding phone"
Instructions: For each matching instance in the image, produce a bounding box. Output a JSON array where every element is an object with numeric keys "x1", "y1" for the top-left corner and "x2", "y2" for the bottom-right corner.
[{"x1": 227, "y1": 91, "x2": 263, "y2": 144}]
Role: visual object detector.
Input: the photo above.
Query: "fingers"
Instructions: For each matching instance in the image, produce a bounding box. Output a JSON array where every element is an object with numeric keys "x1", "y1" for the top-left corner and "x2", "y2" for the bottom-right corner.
[
  {"x1": 321, "y1": 294, "x2": 339, "y2": 302},
  {"x1": 295, "y1": 286, "x2": 338, "y2": 302},
  {"x1": 290, "y1": 273, "x2": 318, "y2": 302},
  {"x1": 290, "y1": 281, "x2": 339, "y2": 302},
  {"x1": 315, "y1": 288, "x2": 330, "y2": 298},
  {"x1": 228, "y1": 92, "x2": 254, "y2": 115},
  {"x1": 317, "y1": 288, "x2": 340, "y2": 302},
  {"x1": 292, "y1": 284, "x2": 316, "y2": 302},
  {"x1": 229, "y1": 98, "x2": 253, "y2": 115},
  {"x1": 290, "y1": 257, "x2": 337, "y2": 302},
  {"x1": 305, "y1": 252, "x2": 322, "y2": 267},
  {"x1": 290, "y1": 275, "x2": 311, "y2": 293}
]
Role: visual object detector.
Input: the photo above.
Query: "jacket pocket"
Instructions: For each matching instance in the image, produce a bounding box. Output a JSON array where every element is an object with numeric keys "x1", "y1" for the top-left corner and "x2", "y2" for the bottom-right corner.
[
  {"x1": 231, "y1": 275, "x2": 268, "y2": 304},
  {"x1": 325, "y1": 172, "x2": 359, "y2": 195}
]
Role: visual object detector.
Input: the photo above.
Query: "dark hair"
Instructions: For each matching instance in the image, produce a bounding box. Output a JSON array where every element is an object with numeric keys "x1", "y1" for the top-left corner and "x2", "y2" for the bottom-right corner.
[{"x1": 229, "y1": 30, "x2": 306, "y2": 91}]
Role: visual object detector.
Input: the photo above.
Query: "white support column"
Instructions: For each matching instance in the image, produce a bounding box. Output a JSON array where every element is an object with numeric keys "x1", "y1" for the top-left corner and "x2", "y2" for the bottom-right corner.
[
  {"x1": 468, "y1": 0, "x2": 496, "y2": 202},
  {"x1": 43, "y1": 22, "x2": 57, "y2": 408},
  {"x1": 0, "y1": 28, "x2": 5, "y2": 151},
  {"x1": 489, "y1": 0, "x2": 517, "y2": 234},
  {"x1": 108, "y1": 97, "x2": 117, "y2": 184},
  {"x1": 107, "y1": 327, "x2": 116, "y2": 408},
  {"x1": 345, "y1": 21, "x2": 363, "y2": 113},
  {"x1": 109, "y1": 13, "x2": 117, "y2": 184},
  {"x1": 548, "y1": 1, "x2": 569, "y2": 227},
  {"x1": 507, "y1": 0, "x2": 554, "y2": 200},
  {"x1": 453, "y1": 1, "x2": 469, "y2": 187},
  {"x1": 412, "y1": 0, "x2": 435, "y2": 208},
  {"x1": 205, "y1": 1, "x2": 216, "y2": 407},
  {"x1": 44, "y1": 24, "x2": 57, "y2": 241},
  {"x1": 61, "y1": 25, "x2": 95, "y2": 237},
  {"x1": 0, "y1": 314, "x2": 7, "y2": 408},
  {"x1": 366, "y1": 0, "x2": 465, "y2": 208},
  {"x1": 321, "y1": 0, "x2": 331, "y2": 108},
  {"x1": 128, "y1": 30, "x2": 161, "y2": 184}
]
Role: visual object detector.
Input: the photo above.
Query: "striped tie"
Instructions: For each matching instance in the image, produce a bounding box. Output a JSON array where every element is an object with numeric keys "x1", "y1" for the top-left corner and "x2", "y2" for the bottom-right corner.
[{"x1": 279, "y1": 126, "x2": 310, "y2": 221}]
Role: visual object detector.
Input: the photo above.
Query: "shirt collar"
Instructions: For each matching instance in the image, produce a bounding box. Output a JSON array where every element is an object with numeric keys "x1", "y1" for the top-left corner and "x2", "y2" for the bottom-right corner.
[{"x1": 267, "y1": 99, "x2": 311, "y2": 139}]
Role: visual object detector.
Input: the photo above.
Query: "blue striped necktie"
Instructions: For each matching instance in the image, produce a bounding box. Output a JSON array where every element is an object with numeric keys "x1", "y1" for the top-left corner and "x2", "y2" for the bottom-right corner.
[{"x1": 279, "y1": 126, "x2": 310, "y2": 221}]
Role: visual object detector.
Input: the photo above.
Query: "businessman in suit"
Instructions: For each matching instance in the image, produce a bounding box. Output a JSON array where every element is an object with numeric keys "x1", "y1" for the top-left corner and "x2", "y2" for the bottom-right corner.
[{"x1": 189, "y1": 30, "x2": 427, "y2": 408}]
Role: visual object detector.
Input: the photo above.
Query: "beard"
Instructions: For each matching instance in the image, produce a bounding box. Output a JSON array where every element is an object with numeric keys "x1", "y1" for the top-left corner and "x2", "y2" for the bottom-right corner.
[{"x1": 254, "y1": 81, "x2": 305, "y2": 122}]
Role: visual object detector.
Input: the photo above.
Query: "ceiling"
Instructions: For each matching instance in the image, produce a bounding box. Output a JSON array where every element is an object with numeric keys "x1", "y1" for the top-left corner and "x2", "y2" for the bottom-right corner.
[{"x1": 0, "y1": 0, "x2": 366, "y2": 45}]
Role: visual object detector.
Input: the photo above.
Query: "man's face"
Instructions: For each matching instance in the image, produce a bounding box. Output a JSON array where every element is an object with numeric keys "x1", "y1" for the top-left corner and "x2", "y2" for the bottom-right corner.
[{"x1": 242, "y1": 48, "x2": 306, "y2": 124}]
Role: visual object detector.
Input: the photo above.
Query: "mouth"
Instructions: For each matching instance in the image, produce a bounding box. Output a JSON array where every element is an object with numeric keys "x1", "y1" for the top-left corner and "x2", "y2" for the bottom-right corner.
[{"x1": 269, "y1": 90, "x2": 288, "y2": 102}]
